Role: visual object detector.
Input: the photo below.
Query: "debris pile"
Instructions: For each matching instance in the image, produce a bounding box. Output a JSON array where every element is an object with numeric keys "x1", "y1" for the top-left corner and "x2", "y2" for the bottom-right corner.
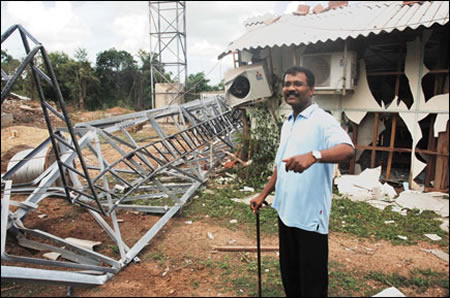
[{"x1": 334, "y1": 166, "x2": 449, "y2": 232}]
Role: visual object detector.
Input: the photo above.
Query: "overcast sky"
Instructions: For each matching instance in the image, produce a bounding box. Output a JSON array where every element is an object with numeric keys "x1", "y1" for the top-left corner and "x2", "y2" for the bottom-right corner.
[{"x1": 1, "y1": 1, "x2": 327, "y2": 85}]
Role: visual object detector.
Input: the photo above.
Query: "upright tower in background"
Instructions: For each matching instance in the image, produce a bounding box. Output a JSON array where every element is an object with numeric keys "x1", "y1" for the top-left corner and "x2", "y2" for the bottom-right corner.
[{"x1": 148, "y1": 1, "x2": 187, "y2": 109}]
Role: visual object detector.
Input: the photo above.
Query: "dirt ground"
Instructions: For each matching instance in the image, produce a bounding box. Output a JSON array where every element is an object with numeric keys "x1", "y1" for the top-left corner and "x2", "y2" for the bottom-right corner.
[
  {"x1": 1, "y1": 99, "x2": 449, "y2": 297},
  {"x1": 1, "y1": 207, "x2": 449, "y2": 297}
]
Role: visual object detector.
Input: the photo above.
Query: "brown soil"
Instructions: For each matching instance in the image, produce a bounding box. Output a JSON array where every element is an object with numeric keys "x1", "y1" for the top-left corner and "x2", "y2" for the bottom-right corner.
[
  {"x1": 1, "y1": 99, "x2": 449, "y2": 297},
  {"x1": 1, "y1": 206, "x2": 449, "y2": 297}
]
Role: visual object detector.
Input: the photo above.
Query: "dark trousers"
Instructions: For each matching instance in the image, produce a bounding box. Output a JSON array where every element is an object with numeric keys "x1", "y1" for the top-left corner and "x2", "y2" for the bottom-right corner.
[{"x1": 278, "y1": 217, "x2": 329, "y2": 297}]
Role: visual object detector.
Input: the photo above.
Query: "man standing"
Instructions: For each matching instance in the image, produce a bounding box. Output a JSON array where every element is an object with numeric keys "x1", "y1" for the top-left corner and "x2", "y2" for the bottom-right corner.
[{"x1": 250, "y1": 66, "x2": 354, "y2": 297}]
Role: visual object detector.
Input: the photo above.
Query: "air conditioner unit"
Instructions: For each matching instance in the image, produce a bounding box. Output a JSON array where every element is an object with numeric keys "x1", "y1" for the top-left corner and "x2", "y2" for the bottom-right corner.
[
  {"x1": 300, "y1": 51, "x2": 357, "y2": 91},
  {"x1": 224, "y1": 63, "x2": 272, "y2": 108}
]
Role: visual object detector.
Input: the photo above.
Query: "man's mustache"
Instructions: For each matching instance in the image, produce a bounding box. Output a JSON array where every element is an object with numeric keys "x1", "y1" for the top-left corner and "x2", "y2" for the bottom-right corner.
[{"x1": 286, "y1": 91, "x2": 300, "y2": 97}]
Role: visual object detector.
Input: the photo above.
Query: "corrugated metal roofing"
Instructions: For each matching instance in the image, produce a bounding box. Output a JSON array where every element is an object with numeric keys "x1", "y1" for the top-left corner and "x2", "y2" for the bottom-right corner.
[
  {"x1": 243, "y1": 13, "x2": 277, "y2": 28},
  {"x1": 219, "y1": 1, "x2": 449, "y2": 59}
]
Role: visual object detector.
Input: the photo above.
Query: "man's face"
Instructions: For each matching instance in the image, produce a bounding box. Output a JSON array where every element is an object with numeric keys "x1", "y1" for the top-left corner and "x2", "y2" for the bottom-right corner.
[{"x1": 283, "y1": 72, "x2": 314, "y2": 110}]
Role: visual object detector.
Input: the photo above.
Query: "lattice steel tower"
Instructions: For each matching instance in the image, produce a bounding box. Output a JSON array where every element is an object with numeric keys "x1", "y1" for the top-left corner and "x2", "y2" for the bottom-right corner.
[{"x1": 148, "y1": 1, "x2": 187, "y2": 108}]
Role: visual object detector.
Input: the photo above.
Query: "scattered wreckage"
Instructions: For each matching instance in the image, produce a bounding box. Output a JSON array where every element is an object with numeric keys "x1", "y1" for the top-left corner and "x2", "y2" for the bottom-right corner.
[{"x1": 1, "y1": 25, "x2": 243, "y2": 286}]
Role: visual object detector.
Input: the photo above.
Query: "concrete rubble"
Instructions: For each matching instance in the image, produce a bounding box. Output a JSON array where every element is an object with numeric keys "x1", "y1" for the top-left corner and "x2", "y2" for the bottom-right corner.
[
  {"x1": 420, "y1": 248, "x2": 449, "y2": 262},
  {"x1": 372, "y1": 286, "x2": 406, "y2": 297},
  {"x1": 334, "y1": 166, "x2": 449, "y2": 232}
]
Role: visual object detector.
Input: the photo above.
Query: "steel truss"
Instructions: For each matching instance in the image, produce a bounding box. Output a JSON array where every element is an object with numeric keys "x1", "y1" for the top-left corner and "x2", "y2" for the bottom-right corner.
[
  {"x1": 1, "y1": 25, "x2": 242, "y2": 286},
  {"x1": 149, "y1": 1, "x2": 187, "y2": 108}
]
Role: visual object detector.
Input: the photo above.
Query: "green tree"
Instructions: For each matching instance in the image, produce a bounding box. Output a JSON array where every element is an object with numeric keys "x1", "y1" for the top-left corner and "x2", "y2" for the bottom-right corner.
[
  {"x1": 134, "y1": 50, "x2": 172, "y2": 110},
  {"x1": 94, "y1": 48, "x2": 138, "y2": 109},
  {"x1": 212, "y1": 80, "x2": 225, "y2": 91},
  {"x1": 1, "y1": 49, "x2": 28, "y2": 97},
  {"x1": 133, "y1": 50, "x2": 153, "y2": 110},
  {"x1": 45, "y1": 51, "x2": 78, "y2": 105},
  {"x1": 73, "y1": 48, "x2": 99, "y2": 110},
  {"x1": 185, "y1": 72, "x2": 213, "y2": 102}
]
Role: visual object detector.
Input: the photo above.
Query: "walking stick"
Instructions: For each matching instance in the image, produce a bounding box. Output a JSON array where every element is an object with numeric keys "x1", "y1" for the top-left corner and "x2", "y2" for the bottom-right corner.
[
  {"x1": 254, "y1": 200, "x2": 267, "y2": 297},
  {"x1": 256, "y1": 210, "x2": 262, "y2": 297}
]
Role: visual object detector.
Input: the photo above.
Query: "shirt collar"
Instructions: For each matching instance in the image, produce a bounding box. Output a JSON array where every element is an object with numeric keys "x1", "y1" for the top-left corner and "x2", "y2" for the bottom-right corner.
[{"x1": 287, "y1": 103, "x2": 318, "y2": 121}]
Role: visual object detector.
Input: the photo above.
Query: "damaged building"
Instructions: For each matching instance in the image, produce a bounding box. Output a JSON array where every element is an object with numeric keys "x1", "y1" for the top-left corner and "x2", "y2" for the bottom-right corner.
[{"x1": 220, "y1": 1, "x2": 449, "y2": 192}]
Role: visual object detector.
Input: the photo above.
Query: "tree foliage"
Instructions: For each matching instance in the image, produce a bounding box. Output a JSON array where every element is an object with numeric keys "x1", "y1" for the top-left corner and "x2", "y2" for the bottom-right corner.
[
  {"x1": 93, "y1": 48, "x2": 137, "y2": 109},
  {"x1": 185, "y1": 71, "x2": 224, "y2": 102},
  {"x1": 3, "y1": 47, "x2": 222, "y2": 111},
  {"x1": 2, "y1": 49, "x2": 34, "y2": 98}
]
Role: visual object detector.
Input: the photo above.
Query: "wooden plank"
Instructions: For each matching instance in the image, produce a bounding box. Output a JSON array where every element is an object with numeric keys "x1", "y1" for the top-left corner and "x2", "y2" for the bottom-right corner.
[
  {"x1": 385, "y1": 114, "x2": 397, "y2": 180},
  {"x1": 434, "y1": 122, "x2": 449, "y2": 190},
  {"x1": 354, "y1": 145, "x2": 447, "y2": 156},
  {"x1": 213, "y1": 246, "x2": 279, "y2": 252},
  {"x1": 370, "y1": 113, "x2": 379, "y2": 168},
  {"x1": 349, "y1": 122, "x2": 358, "y2": 174},
  {"x1": 424, "y1": 115, "x2": 436, "y2": 188}
]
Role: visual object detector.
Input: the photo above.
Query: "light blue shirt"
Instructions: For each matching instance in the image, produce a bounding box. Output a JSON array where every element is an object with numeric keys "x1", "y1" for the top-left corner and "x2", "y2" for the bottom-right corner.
[{"x1": 272, "y1": 103, "x2": 353, "y2": 234}]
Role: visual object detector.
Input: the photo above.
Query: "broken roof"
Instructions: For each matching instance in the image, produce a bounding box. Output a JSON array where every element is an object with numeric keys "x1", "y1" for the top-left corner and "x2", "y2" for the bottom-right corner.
[{"x1": 218, "y1": 1, "x2": 449, "y2": 59}]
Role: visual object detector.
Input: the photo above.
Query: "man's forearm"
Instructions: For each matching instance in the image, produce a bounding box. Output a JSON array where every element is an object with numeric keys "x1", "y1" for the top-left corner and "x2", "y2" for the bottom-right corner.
[
  {"x1": 319, "y1": 144, "x2": 354, "y2": 164},
  {"x1": 260, "y1": 167, "x2": 277, "y2": 198}
]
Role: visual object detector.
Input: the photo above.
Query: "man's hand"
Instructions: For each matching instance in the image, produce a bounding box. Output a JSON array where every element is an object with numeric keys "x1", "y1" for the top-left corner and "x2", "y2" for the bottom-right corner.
[
  {"x1": 282, "y1": 152, "x2": 316, "y2": 173},
  {"x1": 250, "y1": 194, "x2": 267, "y2": 215}
]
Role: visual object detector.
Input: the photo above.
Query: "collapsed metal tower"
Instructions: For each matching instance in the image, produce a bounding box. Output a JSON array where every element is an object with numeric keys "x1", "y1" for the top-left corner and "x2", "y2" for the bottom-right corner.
[
  {"x1": 148, "y1": 1, "x2": 187, "y2": 108},
  {"x1": 1, "y1": 24, "x2": 241, "y2": 285}
]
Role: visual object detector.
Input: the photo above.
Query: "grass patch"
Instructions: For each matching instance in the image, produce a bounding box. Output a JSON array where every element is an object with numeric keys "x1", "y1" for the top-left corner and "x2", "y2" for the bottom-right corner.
[
  {"x1": 183, "y1": 181, "x2": 448, "y2": 248},
  {"x1": 365, "y1": 268, "x2": 449, "y2": 294},
  {"x1": 329, "y1": 260, "x2": 373, "y2": 296},
  {"x1": 147, "y1": 248, "x2": 167, "y2": 265},
  {"x1": 180, "y1": 182, "x2": 279, "y2": 237},
  {"x1": 330, "y1": 197, "x2": 448, "y2": 247}
]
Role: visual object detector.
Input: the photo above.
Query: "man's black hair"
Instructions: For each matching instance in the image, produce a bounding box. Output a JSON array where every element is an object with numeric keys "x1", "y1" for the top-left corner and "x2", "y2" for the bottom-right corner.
[{"x1": 282, "y1": 66, "x2": 316, "y2": 87}]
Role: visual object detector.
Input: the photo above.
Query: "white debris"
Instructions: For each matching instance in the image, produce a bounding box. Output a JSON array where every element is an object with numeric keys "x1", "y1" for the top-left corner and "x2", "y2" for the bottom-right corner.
[
  {"x1": 185, "y1": 221, "x2": 193, "y2": 225},
  {"x1": 43, "y1": 252, "x2": 61, "y2": 261},
  {"x1": 423, "y1": 233, "x2": 442, "y2": 241},
  {"x1": 113, "y1": 184, "x2": 126, "y2": 193},
  {"x1": 207, "y1": 232, "x2": 214, "y2": 240},
  {"x1": 229, "y1": 219, "x2": 238, "y2": 224},
  {"x1": 334, "y1": 167, "x2": 398, "y2": 202},
  {"x1": 64, "y1": 237, "x2": 101, "y2": 251},
  {"x1": 334, "y1": 168, "x2": 449, "y2": 231},
  {"x1": 240, "y1": 186, "x2": 255, "y2": 192},
  {"x1": 439, "y1": 218, "x2": 449, "y2": 233},
  {"x1": 395, "y1": 191, "x2": 449, "y2": 218},
  {"x1": 231, "y1": 194, "x2": 274, "y2": 206},
  {"x1": 217, "y1": 177, "x2": 234, "y2": 184},
  {"x1": 421, "y1": 248, "x2": 449, "y2": 263},
  {"x1": 384, "y1": 220, "x2": 395, "y2": 224},
  {"x1": 227, "y1": 239, "x2": 236, "y2": 245},
  {"x1": 224, "y1": 172, "x2": 236, "y2": 179},
  {"x1": 390, "y1": 206, "x2": 408, "y2": 216},
  {"x1": 372, "y1": 286, "x2": 406, "y2": 297},
  {"x1": 397, "y1": 235, "x2": 408, "y2": 241},
  {"x1": 10, "y1": 92, "x2": 31, "y2": 101},
  {"x1": 367, "y1": 200, "x2": 394, "y2": 211},
  {"x1": 402, "y1": 182, "x2": 409, "y2": 191},
  {"x1": 381, "y1": 183, "x2": 397, "y2": 200}
]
